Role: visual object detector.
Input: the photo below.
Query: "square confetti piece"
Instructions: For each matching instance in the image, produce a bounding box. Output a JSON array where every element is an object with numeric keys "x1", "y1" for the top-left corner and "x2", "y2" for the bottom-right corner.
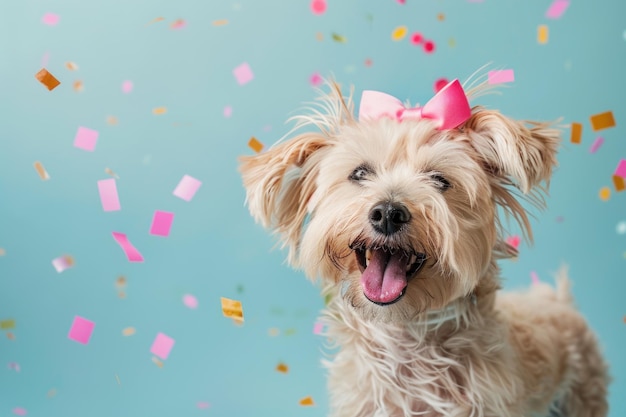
[
  {"x1": 276, "y1": 363, "x2": 289, "y2": 373},
  {"x1": 233, "y1": 62, "x2": 254, "y2": 85},
  {"x1": 537, "y1": 25, "x2": 549, "y2": 44},
  {"x1": 97, "y1": 179, "x2": 121, "y2": 211},
  {"x1": 248, "y1": 137, "x2": 264, "y2": 153},
  {"x1": 41, "y1": 13, "x2": 60, "y2": 25},
  {"x1": 545, "y1": 0, "x2": 570, "y2": 19},
  {"x1": 149, "y1": 210, "x2": 174, "y2": 237},
  {"x1": 487, "y1": 69, "x2": 515, "y2": 84},
  {"x1": 590, "y1": 111, "x2": 615, "y2": 131},
  {"x1": 35, "y1": 68, "x2": 60, "y2": 91},
  {"x1": 173, "y1": 175, "x2": 202, "y2": 201},
  {"x1": 299, "y1": 396, "x2": 315, "y2": 406},
  {"x1": 52, "y1": 255, "x2": 75, "y2": 273},
  {"x1": 150, "y1": 332, "x2": 175, "y2": 360},
  {"x1": 221, "y1": 297, "x2": 244, "y2": 322},
  {"x1": 613, "y1": 175, "x2": 625, "y2": 192},
  {"x1": 111, "y1": 232, "x2": 144, "y2": 262},
  {"x1": 33, "y1": 161, "x2": 50, "y2": 180},
  {"x1": 0, "y1": 319, "x2": 15, "y2": 330},
  {"x1": 74, "y1": 127, "x2": 99, "y2": 151},
  {"x1": 614, "y1": 159, "x2": 626, "y2": 178},
  {"x1": 570, "y1": 122, "x2": 582, "y2": 144},
  {"x1": 68, "y1": 316, "x2": 95, "y2": 344}
]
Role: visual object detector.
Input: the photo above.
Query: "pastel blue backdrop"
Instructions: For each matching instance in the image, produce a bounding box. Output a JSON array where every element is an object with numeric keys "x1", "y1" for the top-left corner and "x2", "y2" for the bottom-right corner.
[{"x1": 1, "y1": 1, "x2": 625, "y2": 416}]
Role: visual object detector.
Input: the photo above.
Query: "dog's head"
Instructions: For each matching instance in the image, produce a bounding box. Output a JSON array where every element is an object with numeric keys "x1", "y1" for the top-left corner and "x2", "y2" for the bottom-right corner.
[{"x1": 240, "y1": 80, "x2": 560, "y2": 322}]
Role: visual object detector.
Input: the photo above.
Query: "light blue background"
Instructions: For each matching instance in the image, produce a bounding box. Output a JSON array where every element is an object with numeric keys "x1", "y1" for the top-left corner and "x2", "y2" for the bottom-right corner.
[{"x1": 1, "y1": 1, "x2": 625, "y2": 416}]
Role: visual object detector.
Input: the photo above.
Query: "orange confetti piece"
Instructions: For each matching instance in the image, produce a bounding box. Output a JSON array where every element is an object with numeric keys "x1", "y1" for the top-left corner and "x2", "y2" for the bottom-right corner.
[
  {"x1": 35, "y1": 68, "x2": 61, "y2": 91},
  {"x1": 122, "y1": 327, "x2": 135, "y2": 336},
  {"x1": 73, "y1": 80, "x2": 84, "y2": 92},
  {"x1": 221, "y1": 297, "x2": 244, "y2": 322},
  {"x1": 590, "y1": 111, "x2": 615, "y2": 131},
  {"x1": 599, "y1": 186, "x2": 611, "y2": 201},
  {"x1": 299, "y1": 396, "x2": 315, "y2": 406},
  {"x1": 106, "y1": 116, "x2": 118, "y2": 125},
  {"x1": 151, "y1": 356, "x2": 164, "y2": 368},
  {"x1": 613, "y1": 175, "x2": 625, "y2": 192},
  {"x1": 248, "y1": 137, "x2": 264, "y2": 153},
  {"x1": 315, "y1": 32, "x2": 324, "y2": 41},
  {"x1": 212, "y1": 19, "x2": 229, "y2": 26},
  {"x1": 33, "y1": 161, "x2": 50, "y2": 180},
  {"x1": 6, "y1": 332, "x2": 15, "y2": 340},
  {"x1": 537, "y1": 24, "x2": 549, "y2": 44},
  {"x1": 276, "y1": 363, "x2": 289, "y2": 373},
  {"x1": 65, "y1": 61, "x2": 79, "y2": 71},
  {"x1": 437, "y1": 13, "x2": 445, "y2": 21},
  {"x1": 570, "y1": 122, "x2": 582, "y2": 144},
  {"x1": 153, "y1": 107, "x2": 167, "y2": 115},
  {"x1": 268, "y1": 327, "x2": 280, "y2": 336},
  {"x1": 105, "y1": 167, "x2": 120, "y2": 179},
  {"x1": 146, "y1": 17, "x2": 165, "y2": 26},
  {"x1": 391, "y1": 26, "x2": 408, "y2": 41}
]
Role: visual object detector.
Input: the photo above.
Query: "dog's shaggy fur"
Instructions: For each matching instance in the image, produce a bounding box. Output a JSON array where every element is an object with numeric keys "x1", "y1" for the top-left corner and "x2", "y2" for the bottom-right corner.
[{"x1": 239, "y1": 80, "x2": 609, "y2": 417}]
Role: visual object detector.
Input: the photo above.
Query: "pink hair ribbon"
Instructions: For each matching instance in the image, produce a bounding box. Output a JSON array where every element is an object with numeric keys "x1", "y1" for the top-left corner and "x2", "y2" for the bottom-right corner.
[{"x1": 358, "y1": 79, "x2": 471, "y2": 130}]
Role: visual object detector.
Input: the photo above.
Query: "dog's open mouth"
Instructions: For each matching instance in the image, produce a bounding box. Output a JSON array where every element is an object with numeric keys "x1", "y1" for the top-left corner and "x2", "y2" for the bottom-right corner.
[{"x1": 354, "y1": 246, "x2": 426, "y2": 306}]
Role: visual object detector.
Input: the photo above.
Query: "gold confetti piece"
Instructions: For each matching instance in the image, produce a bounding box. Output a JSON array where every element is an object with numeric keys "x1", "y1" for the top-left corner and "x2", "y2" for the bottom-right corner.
[
  {"x1": 116, "y1": 275, "x2": 127, "y2": 287},
  {"x1": 391, "y1": 26, "x2": 408, "y2": 41},
  {"x1": 33, "y1": 161, "x2": 50, "y2": 180},
  {"x1": 299, "y1": 396, "x2": 315, "y2": 406},
  {"x1": 437, "y1": 13, "x2": 445, "y2": 21},
  {"x1": 212, "y1": 19, "x2": 229, "y2": 26},
  {"x1": 570, "y1": 122, "x2": 582, "y2": 144},
  {"x1": 276, "y1": 363, "x2": 289, "y2": 373},
  {"x1": 248, "y1": 137, "x2": 264, "y2": 153},
  {"x1": 105, "y1": 167, "x2": 120, "y2": 179},
  {"x1": 106, "y1": 116, "x2": 118, "y2": 125},
  {"x1": 153, "y1": 107, "x2": 167, "y2": 115},
  {"x1": 122, "y1": 327, "x2": 135, "y2": 336},
  {"x1": 151, "y1": 356, "x2": 164, "y2": 368},
  {"x1": 65, "y1": 61, "x2": 79, "y2": 71},
  {"x1": 537, "y1": 25, "x2": 549, "y2": 44},
  {"x1": 35, "y1": 68, "x2": 61, "y2": 91},
  {"x1": 613, "y1": 175, "x2": 625, "y2": 192},
  {"x1": 315, "y1": 32, "x2": 324, "y2": 41},
  {"x1": 221, "y1": 297, "x2": 244, "y2": 322},
  {"x1": 331, "y1": 32, "x2": 347, "y2": 43},
  {"x1": 590, "y1": 111, "x2": 616, "y2": 131},
  {"x1": 268, "y1": 327, "x2": 280, "y2": 336},
  {"x1": 599, "y1": 186, "x2": 611, "y2": 201},
  {"x1": 0, "y1": 319, "x2": 15, "y2": 329},
  {"x1": 73, "y1": 80, "x2": 84, "y2": 92}
]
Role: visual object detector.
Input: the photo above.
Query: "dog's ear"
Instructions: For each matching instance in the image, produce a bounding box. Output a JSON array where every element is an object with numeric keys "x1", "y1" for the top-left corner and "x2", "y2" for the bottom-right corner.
[
  {"x1": 239, "y1": 133, "x2": 330, "y2": 259},
  {"x1": 464, "y1": 108, "x2": 560, "y2": 194}
]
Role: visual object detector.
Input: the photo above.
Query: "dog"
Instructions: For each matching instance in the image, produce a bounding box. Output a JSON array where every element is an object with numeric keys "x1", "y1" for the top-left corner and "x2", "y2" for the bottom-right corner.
[{"x1": 239, "y1": 78, "x2": 609, "y2": 417}]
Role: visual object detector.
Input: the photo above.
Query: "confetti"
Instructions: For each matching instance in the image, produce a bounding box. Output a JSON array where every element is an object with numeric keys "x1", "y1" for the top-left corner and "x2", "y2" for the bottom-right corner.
[
  {"x1": 312, "y1": 321, "x2": 326, "y2": 335},
  {"x1": 437, "y1": 13, "x2": 445, "y2": 21},
  {"x1": 613, "y1": 175, "x2": 625, "y2": 192},
  {"x1": 111, "y1": 232, "x2": 144, "y2": 262},
  {"x1": 7, "y1": 362, "x2": 20, "y2": 372},
  {"x1": 434, "y1": 78, "x2": 448, "y2": 93},
  {"x1": 47, "y1": 389, "x2": 57, "y2": 398},
  {"x1": 153, "y1": 107, "x2": 167, "y2": 115},
  {"x1": 310, "y1": 0, "x2": 327, "y2": 15},
  {"x1": 589, "y1": 137, "x2": 604, "y2": 153},
  {"x1": 487, "y1": 69, "x2": 515, "y2": 84},
  {"x1": 173, "y1": 174, "x2": 202, "y2": 201},
  {"x1": 122, "y1": 80, "x2": 133, "y2": 93},
  {"x1": 545, "y1": 0, "x2": 570, "y2": 19},
  {"x1": 233, "y1": 62, "x2": 254, "y2": 85},
  {"x1": 423, "y1": 40, "x2": 435, "y2": 53},
  {"x1": 364, "y1": 58, "x2": 373, "y2": 67},
  {"x1": 170, "y1": 19, "x2": 186, "y2": 29},
  {"x1": 391, "y1": 26, "x2": 408, "y2": 41},
  {"x1": 570, "y1": 122, "x2": 582, "y2": 144},
  {"x1": 183, "y1": 294, "x2": 198, "y2": 309},
  {"x1": 33, "y1": 161, "x2": 50, "y2": 180},
  {"x1": 73, "y1": 80, "x2": 84, "y2": 92},
  {"x1": 616, "y1": 221, "x2": 626, "y2": 235},
  {"x1": 284, "y1": 328, "x2": 297, "y2": 336},
  {"x1": 52, "y1": 255, "x2": 75, "y2": 273},
  {"x1": 35, "y1": 68, "x2": 60, "y2": 91},
  {"x1": 268, "y1": 328, "x2": 280, "y2": 336},
  {"x1": 122, "y1": 327, "x2": 136, "y2": 336},
  {"x1": 197, "y1": 402, "x2": 211, "y2": 409},
  {"x1": 221, "y1": 297, "x2": 244, "y2": 322},
  {"x1": 299, "y1": 396, "x2": 315, "y2": 406},
  {"x1": 152, "y1": 356, "x2": 164, "y2": 368},
  {"x1": 599, "y1": 186, "x2": 611, "y2": 201},
  {"x1": 537, "y1": 25, "x2": 549, "y2": 44},
  {"x1": 315, "y1": 32, "x2": 324, "y2": 41},
  {"x1": 530, "y1": 271, "x2": 540, "y2": 285},
  {"x1": 41, "y1": 13, "x2": 60, "y2": 26},
  {"x1": 150, "y1": 332, "x2": 175, "y2": 360},
  {"x1": 276, "y1": 363, "x2": 289, "y2": 373},
  {"x1": 68, "y1": 316, "x2": 95, "y2": 344},
  {"x1": 97, "y1": 179, "x2": 121, "y2": 212},
  {"x1": 0, "y1": 248, "x2": 5, "y2": 256},
  {"x1": 310, "y1": 72, "x2": 323, "y2": 86},
  {"x1": 331, "y1": 33, "x2": 347, "y2": 43},
  {"x1": 212, "y1": 19, "x2": 229, "y2": 26},
  {"x1": 41, "y1": 51, "x2": 50, "y2": 67},
  {"x1": 0, "y1": 319, "x2": 15, "y2": 329},
  {"x1": 105, "y1": 167, "x2": 120, "y2": 179},
  {"x1": 65, "y1": 61, "x2": 79, "y2": 71},
  {"x1": 12, "y1": 407, "x2": 27, "y2": 416},
  {"x1": 590, "y1": 111, "x2": 615, "y2": 131},
  {"x1": 149, "y1": 210, "x2": 174, "y2": 237},
  {"x1": 6, "y1": 332, "x2": 15, "y2": 340},
  {"x1": 106, "y1": 116, "x2": 119, "y2": 125},
  {"x1": 410, "y1": 32, "x2": 423, "y2": 45},
  {"x1": 223, "y1": 105, "x2": 233, "y2": 117},
  {"x1": 614, "y1": 159, "x2": 626, "y2": 178},
  {"x1": 146, "y1": 17, "x2": 165, "y2": 25},
  {"x1": 74, "y1": 126, "x2": 99, "y2": 152},
  {"x1": 505, "y1": 235, "x2": 521, "y2": 249},
  {"x1": 248, "y1": 137, "x2": 264, "y2": 153}
]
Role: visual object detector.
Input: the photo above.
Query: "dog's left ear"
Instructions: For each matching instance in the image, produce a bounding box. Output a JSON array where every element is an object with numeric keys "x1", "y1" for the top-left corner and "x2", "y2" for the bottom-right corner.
[{"x1": 464, "y1": 108, "x2": 560, "y2": 193}]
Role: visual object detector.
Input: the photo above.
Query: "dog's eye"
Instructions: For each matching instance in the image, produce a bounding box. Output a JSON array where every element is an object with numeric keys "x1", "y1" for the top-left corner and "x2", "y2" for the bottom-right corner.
[
  {"x1": 349, "y1": 164, "x2": 373, "y2": 182},
  {"x1": 430, "y1": 173, "x2": 451, "y2": 191}
]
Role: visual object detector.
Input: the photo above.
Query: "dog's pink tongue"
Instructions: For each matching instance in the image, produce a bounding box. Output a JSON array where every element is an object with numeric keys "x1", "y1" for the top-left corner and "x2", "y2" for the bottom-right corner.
[{"x1": 360, "y1": 249, "x2": 407, "y2": 304}]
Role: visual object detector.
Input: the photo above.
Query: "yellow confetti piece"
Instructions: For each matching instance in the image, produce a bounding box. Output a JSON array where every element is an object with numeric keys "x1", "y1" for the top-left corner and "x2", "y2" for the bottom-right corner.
[
  {"x1": 153, "y1": 107, "x2": 167, "y2": 115},
  {"x1": 152, "y1": 356, "x2": 164, "y2": 368},
  {"x1": 122, "y1": 327, "x2": 136, "y2": 336},
  {"x1": 33, "y1": 161, "x2": 50, "y2": 180},
  {"x1": 391, "y1": 26, "x2": 408, "y2": 41},
  {"x1": 248, "y1": 137, "x2": 264, "y2": 153},
  {"x1": 276, "y1": 363, "x2": 289, "y2": 373},
  {"x1": 73, "y1": 80, "x2": 84, "y2": 92},
  {"x1": 105, "y1": 167, "x2": 120, "y2": 179},
  {"x1": 599, "y1": 186, "x2": 611, "y2": 201},
  {"x1": 299, "y1": 396, "x2": 315, "y2": 406},
  {"x1": 590, "y1": 111, "x2": 616, "y2": 131},
  {"x1": 47, "y1": 389, "x2": 57, "y2": 398},
  {"x1": 0, "y1": 319, "x2": 15, "y2": 329},
  {"x1": 268, "y1": 327, "x2": 280, "y2": 337},
  {"x1": 570, "y1": 122, "x2": 582, "y2": 144},
  {"x1": 106, "y1": 116, "x2": 118, "y2": 125},
  {"x1": 212, "y1": 19, "x2": 229, "y2": 26},
  {"x1": 221, "y1": 297, "x2": 244, "y2": 322},
  {"x1": 331, "y1": 32, "x2": 347, "y2": 43},
  {"x1": 613, "y1": 175, "x2": 625, "y2": 192},
  {"x1": 65, "y1": 61, "x2": 79, "y2": 71},
  {"x1": 35, "y1": 68, "x2": 61, "y2": 91},
  {"x1": 537, "y1": 25, "x2": 549, "y2": 44}
]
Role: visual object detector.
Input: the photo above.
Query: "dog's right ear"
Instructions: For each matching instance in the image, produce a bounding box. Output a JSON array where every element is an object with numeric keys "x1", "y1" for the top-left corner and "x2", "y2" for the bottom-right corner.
[{"x1": 239, "y1": 133, "x2": 330, "y2": 259}]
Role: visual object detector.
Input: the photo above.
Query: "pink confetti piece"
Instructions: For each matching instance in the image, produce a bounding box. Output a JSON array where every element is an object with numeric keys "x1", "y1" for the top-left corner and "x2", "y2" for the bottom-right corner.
[
  {"x1": 410, "y1": 32, "x2": 424, "y2": 45},
  {"x1": 310, "y1": 0, "x2": 327, "y2": 14},
  {"x1": 589, "y1": 137, "x2": 604, "y2": 154},
  {"x1": 309, "y1": 72, "x2": 323, "y2": 87},
  {"x1": 41, "y1": 13, "x2": 60, "y2": 26},
  {"x1": 614, "y1": 159, "x2": 626, "y2": 178},
  {"x1": 170, "y1": 19, "x2": 186, "y2": 30},
  {"x1": 488, "y1": 69, "x2": 515, "y2": 84},
  {"x1": 197, "y1": 402, "x2": 211, "y2": 409},
  {"x1": 233, "y1": 62, "x2": 254, "y2": 85},
  {"x1": 183, "y1": 294, "x2": 198, "y2": 309},
  {"x1": 173, "y1": 175, "x2": 202, "y2": 201},
  {"x1": 150, "y1": 332, "x2": 175, "y2": 360},
  {"x1": 313, "y1": 322, "x2": 326, "y2": 335},
  {"x1": 68, "y1": 316, "x2": 95, "y2": 344},
  {"x1": 12, "y1": 408, "x2": 27, "y2": 416},
  {"x1": 52, "y1": 255, "x2": 74, "y2": 273},
  {"x1": 112, "y1": 232, "x2": 144, "y2": 262},
  {"x1": 223, "y1": 105, "x2": 233, "y2": 118},
  {"x1": 506, "y1": 235, "x2": 521, "y2": 249},
  {"x1": 433, "y1": 77, "x2": 449, "y2": 93},
  {"x1": 545, "y1": 0, "x2": 570, "y2": 19},
  {"x1": 121, "y1": 80, "x2": 133, "y2": 93},
  {"x1": 530, "y1": 271, "x2": 540, "y2": 285},
  {"x1": 150, "y1": 211, "x2": 174, "y2": 237},
  {"x1": 97, "y1": 179, "x2": 121, "y2": 211},
  {"x1": 74, "y1": 126, "x2": 99, "y2": 152}
]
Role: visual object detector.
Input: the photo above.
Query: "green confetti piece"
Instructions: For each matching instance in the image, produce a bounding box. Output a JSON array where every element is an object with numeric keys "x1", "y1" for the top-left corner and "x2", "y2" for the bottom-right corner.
[
  {"x1": 331, "y1": 32, "x2": 347, "y2": 43},
  {"x1": 0, "y1": 319, "x2": 15, "y2": 330}
]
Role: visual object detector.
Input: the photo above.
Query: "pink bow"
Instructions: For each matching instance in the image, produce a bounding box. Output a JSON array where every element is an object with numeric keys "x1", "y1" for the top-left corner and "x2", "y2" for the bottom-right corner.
[{"x1": 358, "y1": 79, "x2": 471, "y2": 130}]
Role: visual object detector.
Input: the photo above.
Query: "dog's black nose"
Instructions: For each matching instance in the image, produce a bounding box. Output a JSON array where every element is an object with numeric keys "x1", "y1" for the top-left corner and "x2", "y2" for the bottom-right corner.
[{"x1": 369, "y1": 201, "x2": 411, "y2": 235}]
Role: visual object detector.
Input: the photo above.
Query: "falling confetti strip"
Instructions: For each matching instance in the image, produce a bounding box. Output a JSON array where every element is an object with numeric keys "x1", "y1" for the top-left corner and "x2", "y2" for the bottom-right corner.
[
  {"x1": 537, "y1": 25, "x2": 549, "y2": 44},
  {"x1": 276, "y1": 363, "x2": 289, "y2": 373},
  {"x1": 487, "y1": 69, "x2": 515, "y2": 84},
  {"x1": 153, "y1": 107, "x2": 167, "y2": 115},
  {"x1": 74, "y1": 126, "x2": 99, "y2": 152},
  {"x1": 0, "y1": 319, "x2": 15, "y2": 330},
  {"x1": 183, "y1": 294, "x2": 198, "y2": 309},
  {"x1": 299, "y1": 396, "x2": 315, "y2": 406},
  {"x1": 33, "y1": 161, "x2": 50, "y2": 180},
  {"x1": 173, "y1": 174, "x2": 202, "y2": 201},
  {"x1": 599, "y1": 186, "x2": 611, "y2": 201},
  {"x1": 221, "y1": 297, "x2": 244, "y2": 322},
  {"x1": 68, "y1": 316, "x2": 95, "y2": 344},
  {"x1": 391, "y1": 26, "x2": 408, "y2": 41},
  {"x1": 331, "y1": 33, "x2": 347, "y2": 43},
  {"x1": 41, "y1": 13, "x2": 60, "y2": 25},
  {"x1": 65, "y1": 61, "x2": 78, "y2": 71},
  {"x1": 149, "y1": 210, "x2": 175, "y2": 237},
  {"x1": 35, "y1": 68, "x2": 61, "y2": 91},
  {"x1": 570, "y1": 122, "x2": 582, "y2": 144},
  {"x1": 310, "y1": 0, "x2": 327, "y2": 15},
  {"x1": 98, "y1": 179, "x2": 121, "y2": 212},
  {"x1": 590, "y1": 111, "x2": 616, "y2": 131},
  {"x1": 52, "y1": 255, "x2": 75, "y2": 273},
  {"x1": 122, "y1": 327, "x2": 136, "y2": 336},
  {"x1": 545, "y1": 0, "x2": 570, "y2": 19},
  {"x1": 111, "y1": 232, "x2": 144, "y2": 262},
  {"x1": 589, "y1": 137, "x2": 604, "y2": 153},
  {"x1": 150, "y1": 332, "x2": 175, "y2": 360},
  {"x1": 233, "y1": 62, "x2": 254, "y2": 85},
  {"x1": 248, "y1": 137, "x2": 264, "y2": 153}
]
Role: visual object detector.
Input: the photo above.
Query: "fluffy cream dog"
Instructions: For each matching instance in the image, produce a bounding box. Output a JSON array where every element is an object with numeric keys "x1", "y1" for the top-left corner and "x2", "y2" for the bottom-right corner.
[{"x1": 239, "y1": 78, "x2": 609, "y2": 417}]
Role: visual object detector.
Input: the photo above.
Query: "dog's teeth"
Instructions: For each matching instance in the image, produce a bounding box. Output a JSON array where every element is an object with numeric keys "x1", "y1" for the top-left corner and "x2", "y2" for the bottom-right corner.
[{"x1": 365, "y1": 249, "x2": 371, "y2": 267}]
